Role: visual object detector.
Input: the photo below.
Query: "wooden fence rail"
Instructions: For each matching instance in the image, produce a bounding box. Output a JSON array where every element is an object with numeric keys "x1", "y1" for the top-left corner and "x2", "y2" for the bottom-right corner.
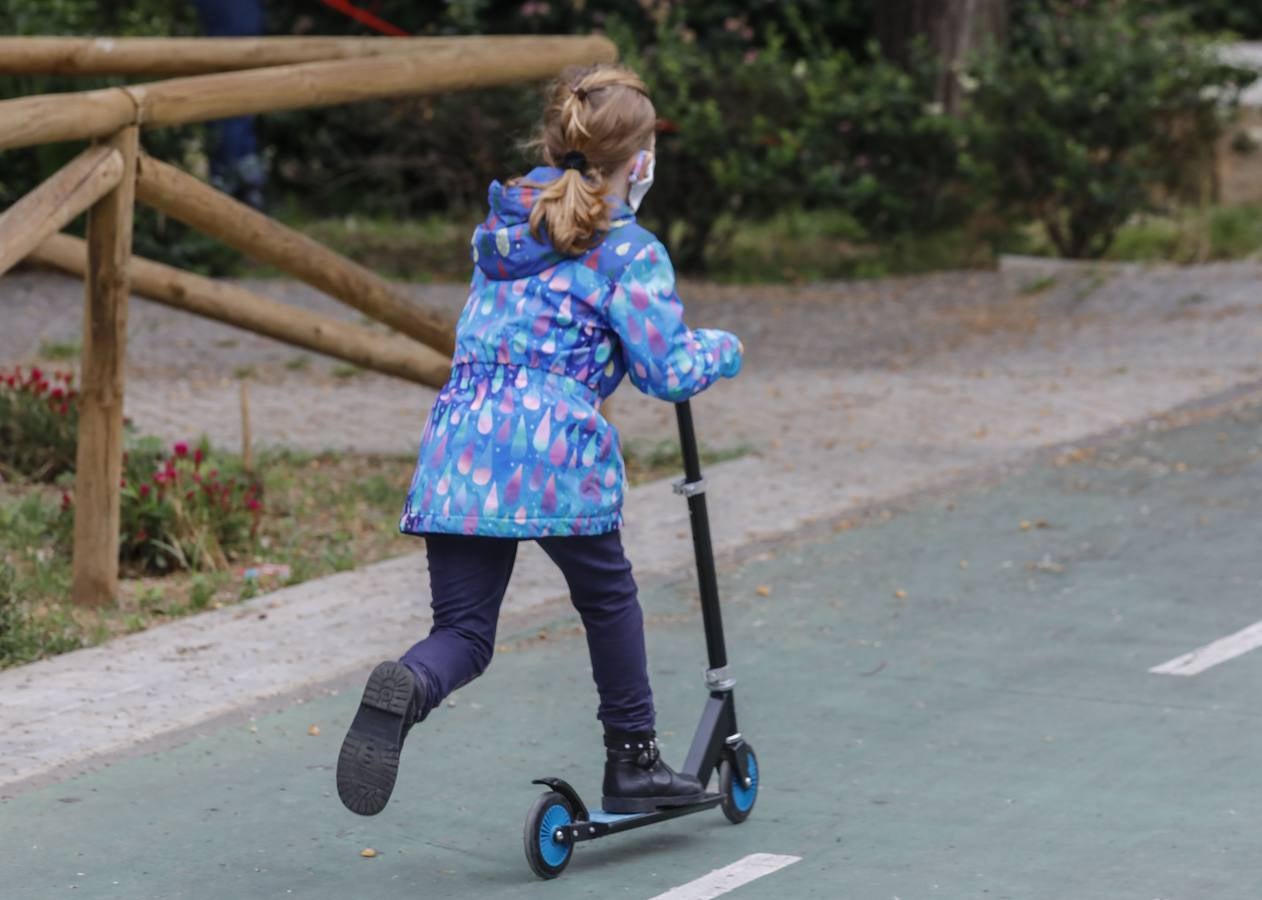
[
  {"x1": 0, "y1": 34, "x2": 616, "y2": 604},
  {"x1": 0, "y1": 35, "x2": 583, "y2": 75},
  {"x1": 0, "y1": 35, "x2": 616, "y2": 150},
  {"x1": 0, "y1": 144, "x2": 124, "y2": 278},
  {"x1": 133, "y1": 154, "x2": 456, "y2": 356},
  {"x1": 30, "y1": 234, "x2": 451, "y2": 388}
]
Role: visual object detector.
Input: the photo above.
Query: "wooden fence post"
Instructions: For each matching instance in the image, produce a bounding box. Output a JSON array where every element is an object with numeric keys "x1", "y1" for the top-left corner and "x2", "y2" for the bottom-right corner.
[{"x1": 71, "y1": 126, "x2": 139, "y2": 607}]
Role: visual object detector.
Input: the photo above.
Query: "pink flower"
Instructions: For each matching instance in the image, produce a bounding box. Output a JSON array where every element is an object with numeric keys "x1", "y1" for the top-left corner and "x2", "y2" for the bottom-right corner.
[
  {"x1": 246, "y1": 498, "x2": 261, "y2": 512},
  {"x1": 193, "y1": 447, "x2": 204, "y2": 466},
  {"x1": 173, "y1": 441, "x2": 189, "y2": 458}
]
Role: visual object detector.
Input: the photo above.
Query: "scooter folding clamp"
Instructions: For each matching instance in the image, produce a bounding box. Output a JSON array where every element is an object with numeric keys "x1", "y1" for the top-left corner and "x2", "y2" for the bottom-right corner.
[
  {"x1": 704, "y1": 665, "x2": 736, "y2": 691},
  {"x1": 673, "y1": 477, "x2": 706, "y2": 498}
]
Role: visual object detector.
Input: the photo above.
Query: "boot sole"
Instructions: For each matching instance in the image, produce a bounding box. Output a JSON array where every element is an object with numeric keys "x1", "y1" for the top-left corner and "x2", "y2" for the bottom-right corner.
[
  {"x1": 336, "y1": 661, "x2": 417, "y2": 817},
  {"x1": 601, "y1": 791, "x2": 707, "y2": 814}
]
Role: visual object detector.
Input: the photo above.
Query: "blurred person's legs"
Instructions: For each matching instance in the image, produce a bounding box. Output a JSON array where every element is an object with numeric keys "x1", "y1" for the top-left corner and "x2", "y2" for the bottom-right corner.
[{"x1": 193, "y1": 0, "x2": 267, "y2": 209}]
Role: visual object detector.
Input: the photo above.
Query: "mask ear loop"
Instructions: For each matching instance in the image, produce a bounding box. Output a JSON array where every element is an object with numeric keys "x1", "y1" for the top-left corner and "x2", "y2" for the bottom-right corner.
[{"x1": 629, "y1": 150, "x2": 652, "y2": 184}]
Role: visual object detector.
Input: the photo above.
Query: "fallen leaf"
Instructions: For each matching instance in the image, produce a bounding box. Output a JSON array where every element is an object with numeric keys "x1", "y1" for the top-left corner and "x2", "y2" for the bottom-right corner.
[
  {"x1": 361, "y1": 848, "x2": 377, "y2": 858},
  {"x1": 755, "y1": 585, "x2": 771, "y2": 597},
  {"x1": 894, "y1": 589, "x2": 907, "y2": 600},
  {"x1": 307, "y1": 724, "x2": 320, "y2": 737}
]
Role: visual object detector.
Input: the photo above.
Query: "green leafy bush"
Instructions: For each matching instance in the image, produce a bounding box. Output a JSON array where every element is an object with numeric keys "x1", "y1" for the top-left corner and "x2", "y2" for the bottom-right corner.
[
  {"x1": 0, "y1": 367, "x2": 79, "y2": 482},
  {"x1": 615, "y1": 16, "x2": 971, "y2": 270},
  {"x1": 968, "y1": 2, "x2": 1257, "y2": 258}
]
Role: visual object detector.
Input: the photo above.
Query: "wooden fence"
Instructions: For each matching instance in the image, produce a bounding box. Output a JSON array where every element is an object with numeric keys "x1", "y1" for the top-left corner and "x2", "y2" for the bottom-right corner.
[{"x1": 0, "y1": 35, "x2": 616, "y2": 605}]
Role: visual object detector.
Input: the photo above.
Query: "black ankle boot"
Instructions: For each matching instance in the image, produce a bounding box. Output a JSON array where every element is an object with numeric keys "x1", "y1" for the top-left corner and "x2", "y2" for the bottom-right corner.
[
  {"x1": 336, "y1": 661, "x2": 427, "y2": 816},
  {"x1": 602, "y1": 730, "x2": 705, "y2": 813}
]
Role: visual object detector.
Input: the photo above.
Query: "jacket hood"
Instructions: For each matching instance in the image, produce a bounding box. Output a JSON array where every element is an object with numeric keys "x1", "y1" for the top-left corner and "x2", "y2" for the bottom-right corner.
[{"x1": 472, "y1": 166, "x2": 635, "y2": 281}]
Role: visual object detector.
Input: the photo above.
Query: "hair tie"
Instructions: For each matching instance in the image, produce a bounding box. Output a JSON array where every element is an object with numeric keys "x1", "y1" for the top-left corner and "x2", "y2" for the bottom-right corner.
[{"x1": 560, "y1": 151, "x2": 587, "y2": 171}]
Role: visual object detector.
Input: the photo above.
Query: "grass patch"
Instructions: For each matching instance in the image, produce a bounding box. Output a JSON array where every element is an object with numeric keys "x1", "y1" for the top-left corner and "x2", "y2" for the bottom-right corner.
[
  {"x1": 622, "y1": 439, "x2": 751, "y2": 484},
  {"x1": 696, "y1": 209, "x2": 1013, "y2": 282},
  {"x1": 37, "y1": 339, "x2": 80, "y2": 361},
  {"x1": 0, "y1": 440, "x2": 749, "y2": 669},
  {"x1": 244, "y1": 202, "x2": 1262, "y2": 286},
  {"x1": 273, "y1": 214, "x2": 474, "y2": 282},
  {"x1": 1019, "y1": 274, "x2": 1059, "y2": 295},
  {"x1": 331, "y1": 364, "x2": 362, "y2": 379},
  {"x1": 1017, "y1": 205, "x2": 1262, "y2": 264},
  {"x1": 285, "y1": 355, "x2": 311, "y2": 372}
]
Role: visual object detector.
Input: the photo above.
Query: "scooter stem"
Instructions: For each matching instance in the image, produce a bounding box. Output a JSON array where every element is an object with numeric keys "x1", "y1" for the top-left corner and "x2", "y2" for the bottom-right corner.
[{"x1": 674, "y1": 401, "x2": 728, "y2": 672}]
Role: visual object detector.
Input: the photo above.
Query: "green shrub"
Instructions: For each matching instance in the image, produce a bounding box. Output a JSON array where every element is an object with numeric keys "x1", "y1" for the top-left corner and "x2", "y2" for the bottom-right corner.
[
  {"x1": 968, "y1": 2, "x2": 1257, "y2": 258},
  {"x1": 0, "y1": 367, "x2": 79, "y2": 482},
  {"x1": 617, "y1": 17, "x2": 971, "y2": 270}
]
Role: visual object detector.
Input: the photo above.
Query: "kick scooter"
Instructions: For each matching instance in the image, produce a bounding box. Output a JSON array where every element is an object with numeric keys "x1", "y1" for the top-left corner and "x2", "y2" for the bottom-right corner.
[{"x1": 523, "y1": 399, "x2": 759, "y2": 879}]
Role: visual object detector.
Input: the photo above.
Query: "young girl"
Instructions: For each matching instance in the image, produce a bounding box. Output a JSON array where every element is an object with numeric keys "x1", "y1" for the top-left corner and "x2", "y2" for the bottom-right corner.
[{"x1": 336, "y1": 64, "x2": 743, "y2": 817}]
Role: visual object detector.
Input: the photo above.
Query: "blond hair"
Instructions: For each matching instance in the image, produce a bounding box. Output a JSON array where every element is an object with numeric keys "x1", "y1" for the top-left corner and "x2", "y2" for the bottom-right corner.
[{"x1": 524, "y1": 65, "x2": 656, "y2": 256}]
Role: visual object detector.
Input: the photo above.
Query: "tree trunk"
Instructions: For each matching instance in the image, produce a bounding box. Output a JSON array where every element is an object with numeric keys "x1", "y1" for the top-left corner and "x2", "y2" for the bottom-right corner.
[{"x1": 875, "y1": 0, "x2": 1008, "y2": 113}]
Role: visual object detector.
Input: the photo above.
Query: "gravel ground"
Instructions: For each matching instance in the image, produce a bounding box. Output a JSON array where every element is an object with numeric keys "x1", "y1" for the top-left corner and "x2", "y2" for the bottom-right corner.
[
  {"x1": 4, "y1": 259, "x2": 1262, "y2": 515},
  {"x1": 8, "y1": 259, "x2": 1259, "y2": 467}
]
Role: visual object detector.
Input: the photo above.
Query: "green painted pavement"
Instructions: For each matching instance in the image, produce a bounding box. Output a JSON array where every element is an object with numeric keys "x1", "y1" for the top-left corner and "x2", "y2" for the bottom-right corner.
[{"x1": 6, "y1": 399, "x2": 1262, "y2": 898}]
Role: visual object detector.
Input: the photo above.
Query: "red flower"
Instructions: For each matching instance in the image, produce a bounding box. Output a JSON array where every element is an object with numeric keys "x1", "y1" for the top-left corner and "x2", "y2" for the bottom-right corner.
[
  {"x1": 193, "y1": 447, "x2": 204, "y2": 466},
  {"x1": 135, "y1": 529, "x2": 148, "y2": 542},
  {"x1": 50, "y1": 388, "x2": 65, "y2": 401},
  {"x1": 139, "y1": 484, "x2": 151, "y2": 499},
  {"x1": 29, "y1": 367, "x2": 42, "y2": 383},
  {"x1": 58, "y1": 403, "x2": 69, "y2": 416},
  {"x1": 246, "y1": 498, "x2": 261, "y2": 512},
  {"x1": 61, "y1": 492, "x2": 72, "y2": 510},
  {"x1": 173, "y1": 442, "x2": 189, "y2": 458}
]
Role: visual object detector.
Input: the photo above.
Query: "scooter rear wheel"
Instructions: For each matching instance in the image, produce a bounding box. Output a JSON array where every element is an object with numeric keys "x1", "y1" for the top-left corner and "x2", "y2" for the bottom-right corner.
[
  {"x1": 524, "y1": 791, "x2": 574, "y2": 879},
  {"x1": 719, "y1": 746, "x2": 759, "y2": 824}
]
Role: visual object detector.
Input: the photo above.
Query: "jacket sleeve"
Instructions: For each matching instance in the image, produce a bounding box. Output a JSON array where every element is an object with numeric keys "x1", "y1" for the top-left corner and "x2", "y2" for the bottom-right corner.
[{"x1": 605, "y1": 240, "x2": 742, "y2": 402}]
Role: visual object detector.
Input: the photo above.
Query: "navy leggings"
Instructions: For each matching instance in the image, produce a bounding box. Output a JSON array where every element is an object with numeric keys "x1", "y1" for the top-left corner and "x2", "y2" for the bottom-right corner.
[{"x1": 399, "y1": 530, "x2": 655, "y2": 733}]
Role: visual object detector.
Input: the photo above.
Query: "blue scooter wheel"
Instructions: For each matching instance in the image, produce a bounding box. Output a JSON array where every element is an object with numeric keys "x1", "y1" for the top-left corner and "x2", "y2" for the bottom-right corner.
[
  {"x1": 719, "y1": 747, "x2": 759, "y2": 824},
  {"x1": 524, "y1": 791, "x2": 574, "y2": 879}
]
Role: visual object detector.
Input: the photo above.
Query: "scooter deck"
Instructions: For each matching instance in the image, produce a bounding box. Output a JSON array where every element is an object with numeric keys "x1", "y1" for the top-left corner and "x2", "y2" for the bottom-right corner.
[{"x1": 565, "y1": 794, "x2": 724, "y2": 842}]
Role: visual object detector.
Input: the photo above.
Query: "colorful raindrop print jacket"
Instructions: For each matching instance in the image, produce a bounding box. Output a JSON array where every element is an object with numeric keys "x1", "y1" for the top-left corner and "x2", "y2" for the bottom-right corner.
[{"x1": 399, "y1": 167, "x2": 743, "y2": 539}]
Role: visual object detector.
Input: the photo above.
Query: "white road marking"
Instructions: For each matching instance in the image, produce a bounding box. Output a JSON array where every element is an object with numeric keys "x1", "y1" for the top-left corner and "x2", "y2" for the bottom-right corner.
[
  {"x1": 648, "y1": 853, "x2": 801, "y2": 900},
  {"x1": 1150, "y1": 619, "x2": 1262, "y2": 676}
]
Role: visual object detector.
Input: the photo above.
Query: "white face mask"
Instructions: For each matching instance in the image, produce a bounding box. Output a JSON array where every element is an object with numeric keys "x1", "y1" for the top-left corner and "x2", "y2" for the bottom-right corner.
[{"x1": 628, "y1": 150, "x2": 655, "y2": 212}]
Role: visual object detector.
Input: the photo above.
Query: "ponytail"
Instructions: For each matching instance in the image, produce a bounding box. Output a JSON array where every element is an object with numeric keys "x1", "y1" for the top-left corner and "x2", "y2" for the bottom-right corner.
[
  {"x1": 528, "y1": 167, "x2": 610, "y2": 257},
  {"x1": 524, "y1": 65, "x2": 656, "y2": 257}
]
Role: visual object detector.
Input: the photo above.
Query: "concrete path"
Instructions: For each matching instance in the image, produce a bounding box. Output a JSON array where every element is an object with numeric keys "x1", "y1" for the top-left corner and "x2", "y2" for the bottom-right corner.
[
  {"x1": 5, "y1": 389, "x2": 1262, "y2": 898},
  {"x1": 5, "y1": 259, "x2": 1262, "y2": 793}
]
